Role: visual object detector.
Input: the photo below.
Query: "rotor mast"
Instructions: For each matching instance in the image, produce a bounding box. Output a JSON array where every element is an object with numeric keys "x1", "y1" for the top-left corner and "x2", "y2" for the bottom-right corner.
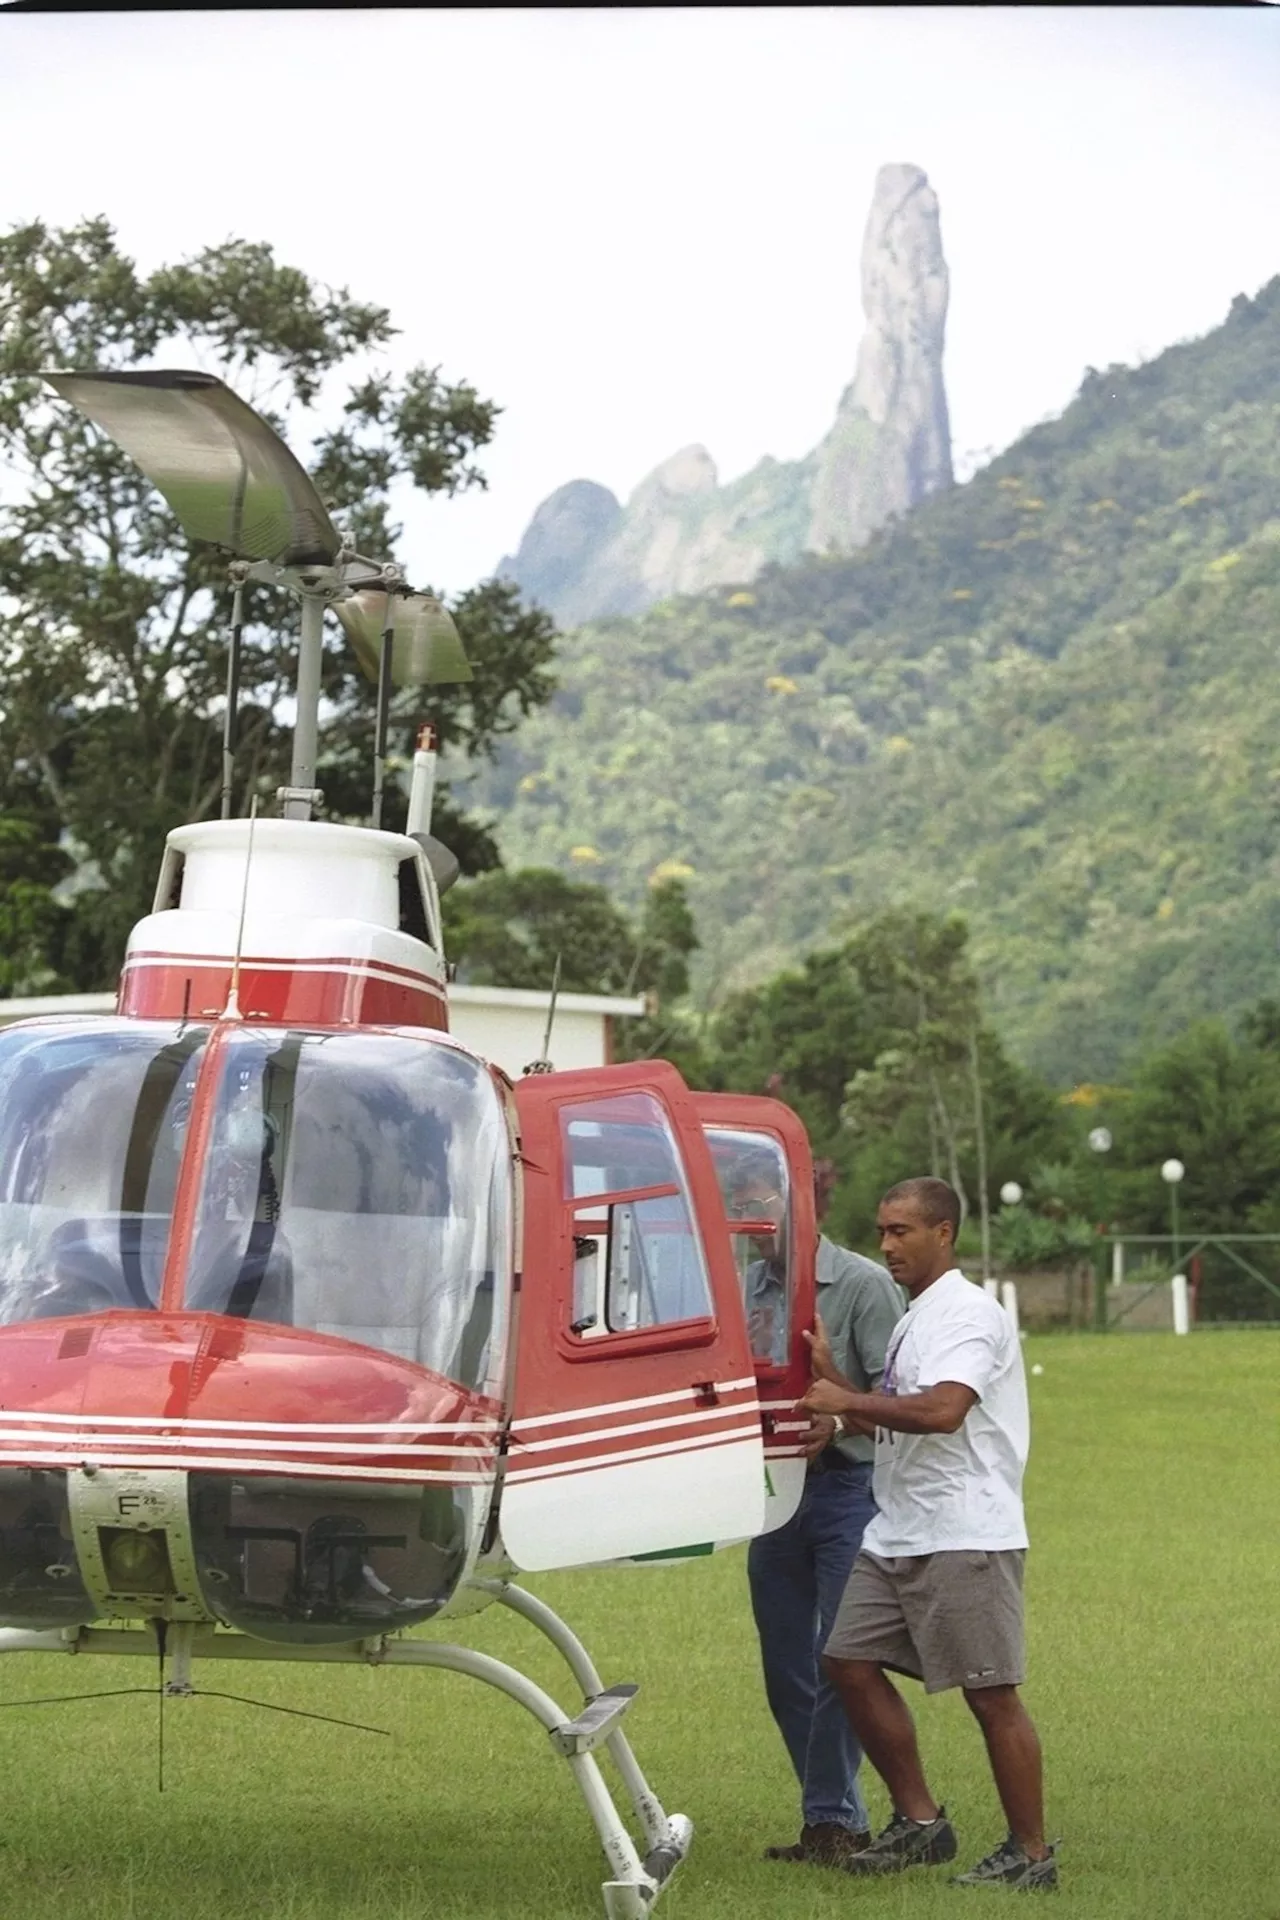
[{"x1": 281, "y1": 579, "x2": 327, "y2": 822}]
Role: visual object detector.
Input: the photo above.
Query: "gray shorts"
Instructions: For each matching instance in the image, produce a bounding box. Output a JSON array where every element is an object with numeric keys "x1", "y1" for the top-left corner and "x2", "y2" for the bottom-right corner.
[{"x1": 824, "y1": 1548, "x2": 1026, "y2": 1695}]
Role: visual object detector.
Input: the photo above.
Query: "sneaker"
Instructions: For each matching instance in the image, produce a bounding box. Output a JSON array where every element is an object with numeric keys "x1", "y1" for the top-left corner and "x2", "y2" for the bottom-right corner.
[
  {"x1": 952, "y1": 1834, "x2": 1059, "y2": 1890},
  {"x1": 764, "y1": 1821, "x2": 871, "y2": 1865},
  {"x1": 840, "y1": 1806, "x2": 957, "y2": 1875}
]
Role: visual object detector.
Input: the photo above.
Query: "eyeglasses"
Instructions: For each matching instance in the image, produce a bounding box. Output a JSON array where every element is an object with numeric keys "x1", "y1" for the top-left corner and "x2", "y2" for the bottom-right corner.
[{"x1": 728, "y1": 1192, "x2": 785, "y2": 1218}]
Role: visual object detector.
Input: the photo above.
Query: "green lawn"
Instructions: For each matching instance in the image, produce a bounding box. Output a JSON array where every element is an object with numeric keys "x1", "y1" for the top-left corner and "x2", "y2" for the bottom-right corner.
[{"x1": 0, "y1": 1333, "x2": 1276, "y2": 1918}]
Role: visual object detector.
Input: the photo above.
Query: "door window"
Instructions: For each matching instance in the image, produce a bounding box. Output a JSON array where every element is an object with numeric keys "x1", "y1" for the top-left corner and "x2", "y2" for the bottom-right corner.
[
  {"x1": 560, "y1": 1092, "x2": 712, "y2": 1337},
  {"x1": 704, "y1": 1127, "x2": 791, "y2": 1367}
]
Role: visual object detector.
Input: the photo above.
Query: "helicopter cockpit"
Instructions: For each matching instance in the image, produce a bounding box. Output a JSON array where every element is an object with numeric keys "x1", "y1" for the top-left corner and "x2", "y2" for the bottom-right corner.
[{"x1": 0, "y1": 1017, "x2": 511, "y2": 1398}]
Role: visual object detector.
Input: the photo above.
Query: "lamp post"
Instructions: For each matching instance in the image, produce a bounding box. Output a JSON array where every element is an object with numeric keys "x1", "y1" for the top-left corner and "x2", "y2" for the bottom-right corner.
[
  {"x1": 992, "y1": 1182, "x2": 1021, "y2": 1310},
  {"x1": 1161, "y1": 1158, "x2": 1185, "y2": 1273},
  {"x1": 1088, "y1": 1126, "x2": 1113, "y2": 1224}
]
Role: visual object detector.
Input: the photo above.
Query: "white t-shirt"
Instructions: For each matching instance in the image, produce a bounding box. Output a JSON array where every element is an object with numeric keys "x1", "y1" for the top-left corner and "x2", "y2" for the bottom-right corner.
[{"x1": 861, "y1": 1268, "x2": 1029, "y2": 1557}]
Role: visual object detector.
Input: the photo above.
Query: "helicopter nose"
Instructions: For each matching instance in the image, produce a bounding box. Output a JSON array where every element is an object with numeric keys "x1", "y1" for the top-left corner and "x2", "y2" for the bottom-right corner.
[{"x1": 0, "y1": 1314, "x2": 502, "y2": 1639}]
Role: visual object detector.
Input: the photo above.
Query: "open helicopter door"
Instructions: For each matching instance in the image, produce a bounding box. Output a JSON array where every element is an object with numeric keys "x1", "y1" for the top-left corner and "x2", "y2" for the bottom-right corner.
[
  {"x1": 502, "y1": 1063, "x2": 764, "y2": 1570},
  {"x1": 693, "y1": 1094, "x2": 817, "y2": 1534}
]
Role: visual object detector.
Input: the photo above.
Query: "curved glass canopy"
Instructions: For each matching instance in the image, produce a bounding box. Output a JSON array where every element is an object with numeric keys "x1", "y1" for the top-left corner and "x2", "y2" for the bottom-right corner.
[{"x1": 0, "y1": 1019, "x2": 509, "y2": 1395}]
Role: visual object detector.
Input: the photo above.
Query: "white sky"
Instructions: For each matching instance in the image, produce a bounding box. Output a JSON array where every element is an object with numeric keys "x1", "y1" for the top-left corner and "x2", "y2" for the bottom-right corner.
[{"x1": 2, "y1": 7, "x2": 1279, "y2": 595}]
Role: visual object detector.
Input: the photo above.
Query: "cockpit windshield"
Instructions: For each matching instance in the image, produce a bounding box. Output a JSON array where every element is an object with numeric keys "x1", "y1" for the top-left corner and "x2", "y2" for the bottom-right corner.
[
  {"x1": 0, "y1": 1019, "x2": 207, "y2": 1323},
  {"x1": 185, "y1": 1029, "x2": 510, "y2": 1394},
  {"x1": 0, "y1": 1019, "x2": 511, "y2": 1397}
]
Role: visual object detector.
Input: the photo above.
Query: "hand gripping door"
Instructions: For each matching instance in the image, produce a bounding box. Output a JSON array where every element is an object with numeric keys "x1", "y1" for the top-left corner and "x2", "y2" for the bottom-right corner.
[
  {"x1": 694, "y1": 1094, "x2": 817, "y2": 1534},
  {"x1": 503, "y1": 1063, "x2": 765, "y2": 1570}
]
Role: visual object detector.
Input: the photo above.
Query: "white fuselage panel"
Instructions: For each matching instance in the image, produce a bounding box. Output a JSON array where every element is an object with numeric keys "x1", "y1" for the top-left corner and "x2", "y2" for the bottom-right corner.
[{"x1": 498, "y1": 1435, "x2": 766, "y2": 1572}]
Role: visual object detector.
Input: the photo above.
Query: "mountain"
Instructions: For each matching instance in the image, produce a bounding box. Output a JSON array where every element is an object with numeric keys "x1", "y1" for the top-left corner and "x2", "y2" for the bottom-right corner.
[
  {"x1": 465, "y1": 277, "x2": 1280, "y2": 1085},
  {"x1": 496, "y1": 162, "x2": 952, "y2": 625}
]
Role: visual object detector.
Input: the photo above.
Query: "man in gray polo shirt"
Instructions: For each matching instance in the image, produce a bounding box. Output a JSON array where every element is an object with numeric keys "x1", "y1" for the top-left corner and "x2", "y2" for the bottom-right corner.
[{"x1": 744, "y1": 1159, "x2": 903, "y2": 1869}]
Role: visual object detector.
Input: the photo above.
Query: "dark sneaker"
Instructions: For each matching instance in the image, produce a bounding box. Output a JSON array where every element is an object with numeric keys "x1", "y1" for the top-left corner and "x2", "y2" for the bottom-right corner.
[
  {"x1": 952, "y1": 1835, "x2": 1059, "y2": 1890},
  {"x1": 764, "y1": 1821, "x2": 871, "y2": 1865},
  {"x1": 840, "y1": 1806, "x2": 957, "y2": 1874}
]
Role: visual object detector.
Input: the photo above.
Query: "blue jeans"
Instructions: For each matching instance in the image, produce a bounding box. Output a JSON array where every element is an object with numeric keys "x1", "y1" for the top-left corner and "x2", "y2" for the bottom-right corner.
[{"x1": 747, "y1": 1458, "x2": 877, "y2": 1832}]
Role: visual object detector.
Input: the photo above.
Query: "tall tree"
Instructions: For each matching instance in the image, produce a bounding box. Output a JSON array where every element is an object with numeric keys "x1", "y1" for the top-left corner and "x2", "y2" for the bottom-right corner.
[
  {"x1": 0, "y1": 218, "x2": 557, "y2": 985},
  {"x1": 443, "y1": 867, "x2": 639, "y2": 996},
  {"x1": 709, "y1": 908, "x2": 1064, "y2": 1246},
  {"x1": 443, "y1": 869, "x2": 699, "y2": 1005},
  {"x1": 1106, "y1": 1019, "x2": 1280, "y2": 1235}
]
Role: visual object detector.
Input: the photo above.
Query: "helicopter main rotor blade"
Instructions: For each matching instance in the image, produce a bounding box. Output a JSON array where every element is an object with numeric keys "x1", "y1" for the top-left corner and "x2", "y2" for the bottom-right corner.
[
  {"x1": 333, "y1": 589, "x2": 473, "y2": 687},
  {"x1": 42, "y1": 369, "x2": 340, "y2": 568}
]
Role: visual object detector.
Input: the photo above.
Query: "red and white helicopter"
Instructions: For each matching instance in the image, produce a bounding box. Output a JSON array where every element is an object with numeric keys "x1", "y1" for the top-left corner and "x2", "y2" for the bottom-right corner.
[{"x1": 0, "y1": 370, "x2": 820, "y2": 1918}]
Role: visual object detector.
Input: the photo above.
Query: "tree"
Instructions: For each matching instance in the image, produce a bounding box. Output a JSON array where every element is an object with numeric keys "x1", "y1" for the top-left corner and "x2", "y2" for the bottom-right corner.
[
  {"x1": 0, "y1": 218, "x2": 557, "y2": 984},
  {"x1": 0, "y1": 814, "x2": 73, "y2": 996},
  {"x1": 834, "y1": 911, "x2": 985, "y2": 1208},
  {"x1": 1106, "y1": 1019, "x2": 1280, "y2": 1235},
  {"x1": 442, "y1": 869, "x2": 700, "y2": 1005},
  {"x1": 708, "y1": 943, "x2": 877, "y2": 1141},
  {"x1": 612, "y1": 878, "x2": 711, "y2": 1084},
  {"x1": 989, "y1": 1161, "x2": 1101, "y2": 1271},
  {"x1": 709, "y1": 908, "x2": 980, "y2": 1151},
  {"x1": 443, "y1": 867, "x2": 711, "y2": 1077},
  {"x1": 443, "y1": 867, "x2": 638, "y2": 996},
  {"x1": 707, "y1": 908, "x2": 1066, "y2": 1247},
  {"x1": 628, "y1": 875, "x2": 699, "y2": 1006}
]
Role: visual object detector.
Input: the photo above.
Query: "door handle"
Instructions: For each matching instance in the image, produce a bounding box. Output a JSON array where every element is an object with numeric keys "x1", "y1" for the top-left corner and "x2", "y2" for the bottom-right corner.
[{"x1": 692, "y1": 1381, "x2": 719, "y2": 1408}]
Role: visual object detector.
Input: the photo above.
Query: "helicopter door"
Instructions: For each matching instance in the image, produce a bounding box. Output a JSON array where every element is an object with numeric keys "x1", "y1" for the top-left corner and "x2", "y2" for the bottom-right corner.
[
  {"x1": 502, "y1": 1063, "x2": 765, "y2": 1570},
  {"x1": 694, "y1": 1094, "x2": 817, "y2": 1533}
]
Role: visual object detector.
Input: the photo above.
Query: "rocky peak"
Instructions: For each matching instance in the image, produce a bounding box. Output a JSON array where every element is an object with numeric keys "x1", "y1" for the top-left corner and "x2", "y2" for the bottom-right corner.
[
  {"x1": 629, "y1": 444, "x2": 718, "y2": 505},
  {"x1": 495, "y1": 479, "x2": 622, "y2": 616},
  {"x1": 808, "y1": 163, "x2": 952, "y2": 552},
  {"x1": 496, "y1": 162, "x2": 953, "y2": 625}
]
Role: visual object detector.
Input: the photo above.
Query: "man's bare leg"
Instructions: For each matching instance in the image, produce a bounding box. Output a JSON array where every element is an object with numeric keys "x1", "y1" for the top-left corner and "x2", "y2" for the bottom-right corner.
[
  {"x1": 962, "y1": 1685, "x2": 1048, "y2": 1859},
  {"x1": 824, "y1": 1657, "x2": 938, "y2": 1821}
]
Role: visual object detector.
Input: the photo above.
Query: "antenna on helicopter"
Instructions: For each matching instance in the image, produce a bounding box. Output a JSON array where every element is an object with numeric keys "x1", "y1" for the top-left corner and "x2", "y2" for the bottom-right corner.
[
  {"x1": 403, "y1": 721, "x2": 460, "y2": 893},
  {"x1": 406, "y1": 723, "x2": 438, "y2": 838},
  {"x1": 522, "y1": 953, "x2": 562, "y2": 1076},
  {"x1": 223, "y1": 796, "x2": 259, "y2": 1022},
  {"x1": 333, "y1": 587, "x2": 471, "y2": 835},
  {"x1": 370, "y1": 591, "x2": 397, "y2": 830},
  {"x1": 221, "y1": 563, "x2": 250, "y2": 820}
]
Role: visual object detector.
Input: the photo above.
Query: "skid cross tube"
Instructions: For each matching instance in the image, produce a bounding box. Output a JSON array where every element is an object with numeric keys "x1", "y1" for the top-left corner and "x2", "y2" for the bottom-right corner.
[{"x1": 0, "y1": 1584, "x2": 693, "y2": 1919}]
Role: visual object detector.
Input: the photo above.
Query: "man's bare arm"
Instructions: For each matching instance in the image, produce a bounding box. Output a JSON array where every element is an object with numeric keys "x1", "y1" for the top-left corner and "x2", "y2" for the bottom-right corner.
[
  {"x1": 801, "y1": 1376, "x2": 977, "y2": 1436},
  {"x1": 803, "y1": 1319, "x2": 888, "y2": 1434}
]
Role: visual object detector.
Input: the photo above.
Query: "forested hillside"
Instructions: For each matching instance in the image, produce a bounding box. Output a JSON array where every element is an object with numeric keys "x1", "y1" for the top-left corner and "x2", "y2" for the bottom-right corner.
[{"x1": 471, "y1": 279, "x2": 1280, "y2": 1082}]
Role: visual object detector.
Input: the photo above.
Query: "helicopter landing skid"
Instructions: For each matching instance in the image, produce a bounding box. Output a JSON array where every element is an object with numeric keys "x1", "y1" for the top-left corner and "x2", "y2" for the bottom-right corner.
[{"x1": 0, "y1": 1578, "x2": 692, "y2": 1919}]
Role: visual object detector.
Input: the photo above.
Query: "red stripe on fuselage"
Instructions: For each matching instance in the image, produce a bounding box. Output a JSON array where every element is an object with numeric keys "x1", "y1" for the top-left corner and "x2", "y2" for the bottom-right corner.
[
  {"x1": 119, "y1": 957, "x2": 447, "y2": 1029},
  {"x1": 0, "y1": 1315, "x2": 500, "y2": 1470}
]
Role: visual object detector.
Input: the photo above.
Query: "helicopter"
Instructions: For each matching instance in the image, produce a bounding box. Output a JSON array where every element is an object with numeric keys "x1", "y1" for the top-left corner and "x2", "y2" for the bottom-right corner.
[{"x1": 0, "y1": 368, "x2": 823, "y2": 1919}]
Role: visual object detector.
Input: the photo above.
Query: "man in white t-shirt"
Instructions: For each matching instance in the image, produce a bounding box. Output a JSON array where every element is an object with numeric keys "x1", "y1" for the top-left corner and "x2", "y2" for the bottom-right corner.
[{"x1": 800, "y1": 1176, "x2": 1056, "y2": 1892}]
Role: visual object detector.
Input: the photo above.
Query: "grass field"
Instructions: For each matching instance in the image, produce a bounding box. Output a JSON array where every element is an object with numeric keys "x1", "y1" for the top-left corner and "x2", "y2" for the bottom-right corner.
[{"x1": 0, "y1": 1332, "x2": 1276, "y2": 1920}]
